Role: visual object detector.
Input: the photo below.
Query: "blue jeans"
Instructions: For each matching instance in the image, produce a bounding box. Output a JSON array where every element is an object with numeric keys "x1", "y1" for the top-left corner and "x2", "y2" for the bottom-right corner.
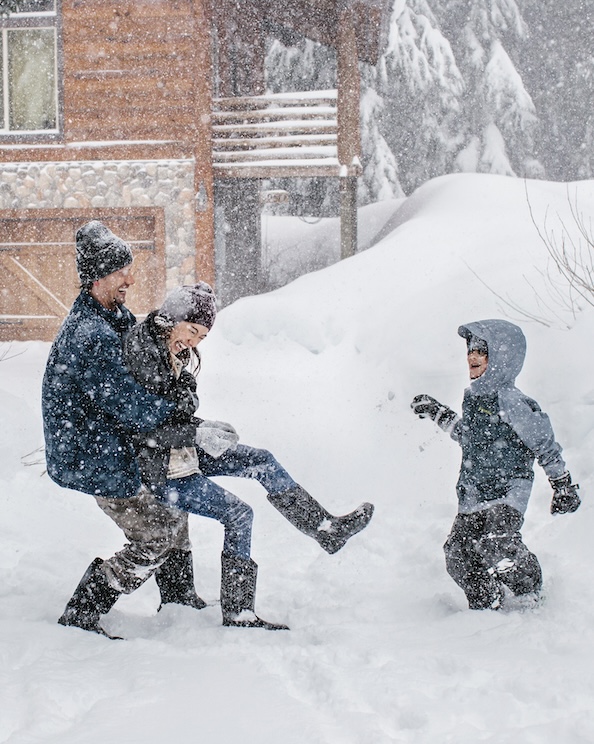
[{"x1": 154, "y1": 445, "x2": 297, "y2": 559}]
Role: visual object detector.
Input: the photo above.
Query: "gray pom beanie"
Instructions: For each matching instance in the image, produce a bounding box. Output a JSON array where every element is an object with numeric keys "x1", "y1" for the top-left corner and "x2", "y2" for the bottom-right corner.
[
  {"x1": 158, "y1": 282, "x2": 217, "y2": 329},
  {"x1": 76, "y1": 220, "x2": 133, "y2": 285}
]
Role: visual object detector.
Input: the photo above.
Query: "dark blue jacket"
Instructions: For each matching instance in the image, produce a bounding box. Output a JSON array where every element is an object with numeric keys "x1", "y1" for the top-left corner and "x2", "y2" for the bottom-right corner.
[{"x1": 42, "y1": 291, "x2": 176, "y2": 499}]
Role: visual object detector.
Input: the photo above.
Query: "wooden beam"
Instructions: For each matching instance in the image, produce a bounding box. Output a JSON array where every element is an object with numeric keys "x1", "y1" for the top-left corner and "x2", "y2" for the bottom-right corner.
[
  {"x1": 214, "y1": 92, "x2": 337, "y2": 109},
  {"x1": 213, "y1": 162, "x2": 354, "y2": 179},
  {"x1": 0, "y1": 142, "x2": 193, "y2": 163},
  {"x1": 215, "y1": 147, "x2": 337, "y2": 163},
  {"x1": 213, "y1": 122, "x2": 338, "y2": 137},
  {"x1": 337, "y1": 7, "x2": 361, "y2": 261},
  {"x1": 337, "y1": 7, "x2": 361, "y2": 168},
  {"x1": 340, "y1": 174, "x2": 358, "y2": 259},
  {"x1": 213, "y1": 134, "x2": 338, "y2": 150},
  {"x1": 192, "y1": 0, "x2": 216, "y2": 288},
  {"x1": 212, "y1": 107, "x2": 337, "y2": 123}
]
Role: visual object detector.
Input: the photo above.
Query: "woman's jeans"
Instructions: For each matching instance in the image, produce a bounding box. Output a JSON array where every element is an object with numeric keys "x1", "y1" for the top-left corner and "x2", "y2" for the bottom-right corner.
[{"x1": 154, "y1": 445, "x2": 297, "y2": 559}]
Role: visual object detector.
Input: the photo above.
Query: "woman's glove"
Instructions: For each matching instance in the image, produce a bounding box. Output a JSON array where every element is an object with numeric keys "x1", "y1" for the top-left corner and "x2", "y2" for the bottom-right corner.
[
  {"x1": 199, "y1": 419, "x2": 237, "y2": 435},
  {"x1": 411, "y1": 394, "x2": 459, "y2": 432},
  {"x1": 549, "y1": 472, "x2": 581, "y2": 515},
  {"x1": 195, "y1": 420, "x2": 239, "y2": 458}
]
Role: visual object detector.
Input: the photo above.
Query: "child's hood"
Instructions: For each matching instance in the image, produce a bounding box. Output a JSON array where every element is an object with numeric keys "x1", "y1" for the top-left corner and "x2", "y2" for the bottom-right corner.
[{"x1": 458, "y1": 319, "x2": 526, "y2": 395}]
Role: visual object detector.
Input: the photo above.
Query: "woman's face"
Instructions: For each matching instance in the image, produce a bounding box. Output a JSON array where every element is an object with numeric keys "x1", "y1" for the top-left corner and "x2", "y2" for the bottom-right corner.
[{"x1": 168, "y1": 321, "x2": 209, "y2": 356}]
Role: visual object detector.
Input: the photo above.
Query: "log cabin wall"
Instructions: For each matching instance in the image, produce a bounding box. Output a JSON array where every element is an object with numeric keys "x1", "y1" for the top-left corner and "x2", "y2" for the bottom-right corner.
[
  {"x1": 62, "y1": 0, "x2": 206, "y2": 143},
  {"x1": 0, "y1": 0, "x2": 215, "y2": 340}
]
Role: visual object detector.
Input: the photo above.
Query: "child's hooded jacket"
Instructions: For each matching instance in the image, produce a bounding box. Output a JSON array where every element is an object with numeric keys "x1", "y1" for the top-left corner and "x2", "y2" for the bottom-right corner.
[{"x1": 450, "y1": 319, "x2": 566, "y2": 514}]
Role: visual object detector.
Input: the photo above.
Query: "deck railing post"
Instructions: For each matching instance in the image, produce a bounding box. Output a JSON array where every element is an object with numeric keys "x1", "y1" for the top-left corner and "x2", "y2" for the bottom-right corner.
[{"x1": 340, "y1": 170, "x2": 357, "y2": 260}]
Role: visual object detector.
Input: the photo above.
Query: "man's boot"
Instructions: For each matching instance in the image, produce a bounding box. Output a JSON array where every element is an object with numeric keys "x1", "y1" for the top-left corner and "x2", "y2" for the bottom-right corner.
[
  {"x1": 220, "y1": 552, "x2": 289, "y2": 631},
  {"x1": 267, "y1": 485, "x2": 374, "y2": 554},
  {"x1": 155, "y1": 549, "x2": 207, "y2": 611},
  {"x1": 58, "y1": 558, "x2": 122, "y2": 639}
]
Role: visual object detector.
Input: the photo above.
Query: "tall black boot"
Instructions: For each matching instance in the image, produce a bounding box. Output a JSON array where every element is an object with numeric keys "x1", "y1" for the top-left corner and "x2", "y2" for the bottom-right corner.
[
  {"x1": 220, "y1": 552, "x2": 289, "y2": 631},
  {"x1": 58, "y1": 558, "x2": 122, "y2": 639},
  {"x1": 267, "y1": 485, "x2": 374, "y2": 554},
  {"x1": 155, "y1": 549, "x2": 207, "y2": 611}
]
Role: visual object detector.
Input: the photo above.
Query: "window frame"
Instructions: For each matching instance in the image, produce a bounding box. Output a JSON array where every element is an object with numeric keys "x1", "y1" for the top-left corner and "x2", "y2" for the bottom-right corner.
[{"x1": 0, "y1": 0, "x2": 62, "y2": 142}]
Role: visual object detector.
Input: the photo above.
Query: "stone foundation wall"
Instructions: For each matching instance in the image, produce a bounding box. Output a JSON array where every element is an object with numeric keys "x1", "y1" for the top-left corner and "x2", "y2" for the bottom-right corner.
[{"x1": 0, "y1": 158, "x2": 196, "y2": 288}]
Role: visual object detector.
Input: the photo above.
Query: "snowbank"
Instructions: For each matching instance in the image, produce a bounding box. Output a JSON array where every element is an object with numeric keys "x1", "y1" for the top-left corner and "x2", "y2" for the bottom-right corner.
[{"x1": 2, "y1": 173, "x2": 594, "y2": 743}]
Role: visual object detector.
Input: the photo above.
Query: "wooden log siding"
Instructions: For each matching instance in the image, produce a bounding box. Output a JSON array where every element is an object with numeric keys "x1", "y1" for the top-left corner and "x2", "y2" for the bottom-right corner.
[
  {"x1": 211, "y1": 90, "x2": 362, "y2": 179},
  {"x1": 61, "y1": 0, "x2": 207, "y2": 143}
]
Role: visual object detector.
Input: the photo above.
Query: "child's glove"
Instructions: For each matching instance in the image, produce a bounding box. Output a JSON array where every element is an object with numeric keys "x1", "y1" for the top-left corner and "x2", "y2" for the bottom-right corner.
[
  {"x1": 549, "y1": 472, "x2": 581, "y2": 515},
  {"x1": 411, "y1": 394, "x2": 459, "y2": 432}
]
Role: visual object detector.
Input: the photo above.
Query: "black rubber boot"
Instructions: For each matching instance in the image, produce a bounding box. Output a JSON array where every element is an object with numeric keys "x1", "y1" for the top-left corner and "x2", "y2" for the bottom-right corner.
[
  {"x1": 58, "y1": 558, "x2": 122, "y2": 639},
  {"x1": 155, "y1": 549, "x2": 207, "y2": 611},
  {"x1": 267, "y1": 485, "x2": 374, "y2": 554},
  {"x1": 220, "y1": 552, "x2": 289, "y2": 630}
]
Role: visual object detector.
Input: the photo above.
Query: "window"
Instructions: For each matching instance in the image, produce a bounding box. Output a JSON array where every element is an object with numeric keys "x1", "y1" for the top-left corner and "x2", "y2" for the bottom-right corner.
[{"x1": 0, "y1": 0, "x2": 59, "y2": 134}]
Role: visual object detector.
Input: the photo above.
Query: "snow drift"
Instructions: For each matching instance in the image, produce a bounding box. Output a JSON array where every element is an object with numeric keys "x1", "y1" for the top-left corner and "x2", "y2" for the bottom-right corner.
[{"x1": 2, "y1": 173, "x2": 594, "y2": 743}]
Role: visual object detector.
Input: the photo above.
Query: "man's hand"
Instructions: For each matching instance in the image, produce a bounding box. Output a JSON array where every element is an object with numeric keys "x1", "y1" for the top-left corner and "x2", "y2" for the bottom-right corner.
[
  {"x1": 411, "y1": 394, "x2": 458, "y2": 431},
  {"x1": 549, "y1": 472, "x2": 581, "y2": 515}
]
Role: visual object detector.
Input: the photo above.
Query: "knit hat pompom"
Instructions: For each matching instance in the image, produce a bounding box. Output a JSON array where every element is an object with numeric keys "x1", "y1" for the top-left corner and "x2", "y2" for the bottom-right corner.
[
  {"x1": 76, "y1": 220, "x2": 133, "y2": 285},
  {"x1": 158, "y1": 282, "x2": 217, "y2": 329}
]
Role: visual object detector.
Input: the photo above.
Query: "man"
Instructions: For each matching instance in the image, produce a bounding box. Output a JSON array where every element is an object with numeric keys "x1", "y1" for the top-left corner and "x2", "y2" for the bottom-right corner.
[{"x1": 42, "y1": 220, "x2": 204, "y2": 639}]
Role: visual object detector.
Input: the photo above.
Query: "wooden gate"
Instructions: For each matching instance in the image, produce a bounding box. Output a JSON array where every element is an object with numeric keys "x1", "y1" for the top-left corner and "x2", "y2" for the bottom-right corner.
[{"x1": 0, "y1": 208, "x2": 165, "y2": 342}]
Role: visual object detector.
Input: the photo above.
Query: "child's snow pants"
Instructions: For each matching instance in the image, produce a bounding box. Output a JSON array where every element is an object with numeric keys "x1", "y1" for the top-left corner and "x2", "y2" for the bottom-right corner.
[{"x1": 443, "y1": 503, "x2": 542, "y2": 609}]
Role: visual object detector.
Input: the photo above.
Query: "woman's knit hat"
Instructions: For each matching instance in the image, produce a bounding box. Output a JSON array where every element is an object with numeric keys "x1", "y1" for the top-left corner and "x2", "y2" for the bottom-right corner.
[
  {"x1": 75, "y1": 220, "x2": 133, "y2": 285},
  {"x1": 158, "y1": 282, "x2": 217, "y2": 329}
]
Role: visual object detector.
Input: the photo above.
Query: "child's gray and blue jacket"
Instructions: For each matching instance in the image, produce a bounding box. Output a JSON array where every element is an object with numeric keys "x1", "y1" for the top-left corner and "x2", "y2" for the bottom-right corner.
[{"x1": 448, "y1": 319, "x2": 566, "y2": 515}]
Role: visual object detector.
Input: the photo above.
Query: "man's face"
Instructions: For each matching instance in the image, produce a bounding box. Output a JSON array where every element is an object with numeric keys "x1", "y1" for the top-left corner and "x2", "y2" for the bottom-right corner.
[
  {"x1": 168, "y1": 321, "x2": 209, "y2": 356},
  {"x1": 90, "y1": 265, "x2": 135, "y2": 310},
  {"x1": 468, "y1": 350, "x2": 488, "y2": 379}
]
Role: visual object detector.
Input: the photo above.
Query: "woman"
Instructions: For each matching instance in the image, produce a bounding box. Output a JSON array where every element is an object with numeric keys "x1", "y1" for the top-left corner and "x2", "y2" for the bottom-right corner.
[{"x1": 124, "y1": 282, "x2": 374, "y2": 630}]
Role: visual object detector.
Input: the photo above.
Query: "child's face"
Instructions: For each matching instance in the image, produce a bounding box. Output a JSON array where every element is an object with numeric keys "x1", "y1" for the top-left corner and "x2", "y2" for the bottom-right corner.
[{"x1": 468, "y1": 350, "x2": 488, "y2": 379}]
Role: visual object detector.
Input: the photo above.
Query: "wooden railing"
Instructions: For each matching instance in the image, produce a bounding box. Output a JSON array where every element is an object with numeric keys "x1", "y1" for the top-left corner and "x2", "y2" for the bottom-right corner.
[{"x1": 211, "y1": 90, "x2": 361, "y2": 179}]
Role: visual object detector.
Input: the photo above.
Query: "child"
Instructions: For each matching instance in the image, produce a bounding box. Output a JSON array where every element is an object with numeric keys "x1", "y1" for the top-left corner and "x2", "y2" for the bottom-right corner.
[{"x1": 411, "y1": 319, "x2": 580, "y2": 610}]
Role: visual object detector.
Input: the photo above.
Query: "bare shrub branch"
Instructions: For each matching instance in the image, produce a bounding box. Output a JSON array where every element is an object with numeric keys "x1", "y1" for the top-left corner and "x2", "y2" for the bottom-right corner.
[{"x1": 525, "y1": 181, "x2": 594, "y2": 312}]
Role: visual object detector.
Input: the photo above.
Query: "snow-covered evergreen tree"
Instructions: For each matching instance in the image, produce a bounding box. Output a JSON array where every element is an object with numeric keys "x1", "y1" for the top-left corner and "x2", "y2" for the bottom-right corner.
[
  {"x1": 435, "y1": 0, "x2": 542, "y2": 179},
  {"x1": 376, "y1": 0, "x2": 464, "y2": 194},
  {"x1": 359, "y1": 73, "x2": 404, "y2": 201},
  {"x1": 263, "y1": 0, "x2": 592, "y2": 204}
]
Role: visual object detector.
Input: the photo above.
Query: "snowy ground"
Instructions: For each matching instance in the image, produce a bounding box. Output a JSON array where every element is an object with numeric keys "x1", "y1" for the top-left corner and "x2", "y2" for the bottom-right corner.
[{"x1": 2, "y1": 173, "x2": 594, "y2": 743}]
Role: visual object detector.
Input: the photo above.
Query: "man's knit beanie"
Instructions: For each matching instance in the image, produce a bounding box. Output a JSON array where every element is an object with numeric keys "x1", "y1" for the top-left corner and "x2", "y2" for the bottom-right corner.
[
  {"x1": 158, "y1": 282, "x2": 217, "y2": 329},
  {"x1": 75, "y1": 220, "x2": 133, "y2": 285}
]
